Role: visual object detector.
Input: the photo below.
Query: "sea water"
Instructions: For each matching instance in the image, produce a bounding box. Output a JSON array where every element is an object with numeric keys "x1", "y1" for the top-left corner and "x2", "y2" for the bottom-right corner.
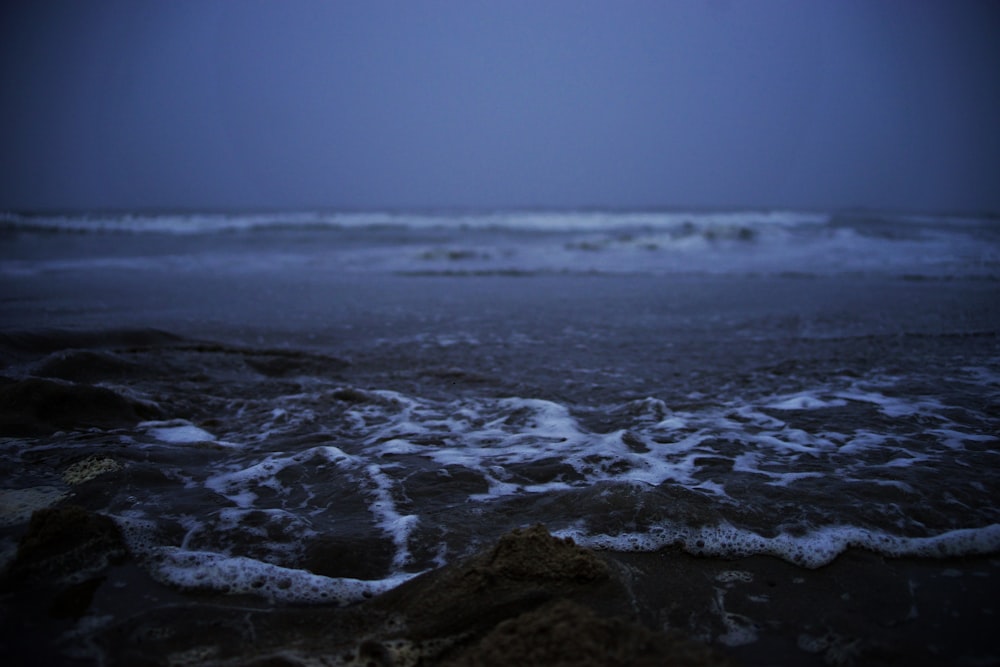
[{"x1": 1, "y1": 209, "x2": 998, "y2": 612}]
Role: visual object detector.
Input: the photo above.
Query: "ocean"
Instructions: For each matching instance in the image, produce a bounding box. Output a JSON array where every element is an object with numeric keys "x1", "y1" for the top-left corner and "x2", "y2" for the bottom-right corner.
[{"x1": 1, "y1": 209, "x2": 999, "y2": 665}]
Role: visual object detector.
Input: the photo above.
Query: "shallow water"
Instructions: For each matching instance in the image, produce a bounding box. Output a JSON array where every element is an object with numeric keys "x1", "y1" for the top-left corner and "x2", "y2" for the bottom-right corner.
[{"x1": 1, "y1": 210, "x2": 999, "y2": 662}]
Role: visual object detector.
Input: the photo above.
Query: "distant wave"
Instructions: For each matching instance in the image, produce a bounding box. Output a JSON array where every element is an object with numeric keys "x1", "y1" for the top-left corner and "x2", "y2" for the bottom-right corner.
[
  {"x1": 1, "y1": 209, "x2": 831, "y2": 235},
  {"x1": 3, "y1": 209, "x2": 998, "y2": 279}
]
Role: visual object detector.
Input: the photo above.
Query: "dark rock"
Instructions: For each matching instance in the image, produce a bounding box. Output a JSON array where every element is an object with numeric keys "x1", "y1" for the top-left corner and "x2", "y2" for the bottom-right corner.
[
  {"x1": 5, "y1": 505, "x2": 127, "y2": 587},
  {"x1": 33, "y1": 349, "x2": 144, "y2": 383},
  {"x1": 369, "y1": 525, "x2": 620, "y2": 650},
  {"x1": 0, "y1": 328, "x2": 183, "y2": 358},
  {"x1": 443, "y1": 599, "x2": 733, "y2": 667},
  {"x1": 0, "y1": 376, "x2": 162, "y2": 435},
  {"x1": 243, "y1": 350, "x2": 349, "y2": 378},
  {"x1": 481, "y1": 524, "x2": 608, "y2": 582},
  {"x1": 331, "y1": 387, "x2": 372, "y2": 403},
  {"x1": 48, "y1": 576, "x2": 106, "y2": 619}
]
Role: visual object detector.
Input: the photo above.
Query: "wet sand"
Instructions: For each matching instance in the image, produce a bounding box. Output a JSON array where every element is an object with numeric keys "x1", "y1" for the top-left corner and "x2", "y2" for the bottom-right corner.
[
  {"x1": 2, "y1": 512, "x2": 997, "y2": 666},
  {"x1": 610, "y1": 548, "x2": 1000, "y2": 666}
]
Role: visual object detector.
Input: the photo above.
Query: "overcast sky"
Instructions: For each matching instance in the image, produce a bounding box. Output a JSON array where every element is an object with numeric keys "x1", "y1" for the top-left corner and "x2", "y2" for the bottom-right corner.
[{"x1": 1, "y1": 0, "x2": 998, "y2": 212}]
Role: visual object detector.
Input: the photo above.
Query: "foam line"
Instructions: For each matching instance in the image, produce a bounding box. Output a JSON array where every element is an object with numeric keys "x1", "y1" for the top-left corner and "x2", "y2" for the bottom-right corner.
[
  {"x1": 147, "y1": 547, "x2": 420, "y2": 604},
  {"x1": 557, "y1": 523, "x2": 1000, "y2": 569}
]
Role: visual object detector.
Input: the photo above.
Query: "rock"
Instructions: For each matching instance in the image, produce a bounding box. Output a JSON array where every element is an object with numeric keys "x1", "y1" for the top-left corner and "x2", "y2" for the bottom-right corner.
[
  {"x1": 483, "y1": 524, "x2": 609, "y2": 582},
  {"x1": 362, "y1": 525, "x2": 732, "y2": 665},
  {"x1": 370, "y1": 524, "x2": 615, "y2": 644},
  {"x1": 444, "y1": 598, "x2": 733, "y2": 667},
  {"x1": 4, "y1": 505, "x2": 127, "y2": 586},
  {"x1": 0, "y1": 486, "x2": 67, "y2": 527},
  {"x1": 33, "y1": 349, "x2": 144, "y2": 383},
  {"x1": 62, "y1": 455, "x2": 124, "y2": 485},
  {"x1": 0, "y1": 376, "x2": 162, "y2": 436},
  {"x1": 2, "y1": 506, "x2": 129, "y2": 624}
]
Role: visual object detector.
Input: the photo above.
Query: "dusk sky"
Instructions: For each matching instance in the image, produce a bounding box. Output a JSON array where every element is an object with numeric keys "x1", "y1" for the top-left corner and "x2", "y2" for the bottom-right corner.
[{"x1": 2, "y1": 0, "x2": 998, "y2": 213}]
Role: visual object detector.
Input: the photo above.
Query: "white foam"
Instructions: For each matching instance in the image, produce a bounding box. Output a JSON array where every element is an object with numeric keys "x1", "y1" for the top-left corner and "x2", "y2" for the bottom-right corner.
[
  {"x1": 833, "y1": 389, "x2": 943, "y2": 418},
  {"x1": 364, "y1": 464, "x2": 419, "y2": 569},
  {"x1": 113, "y1": 498, "x2": 422, "y2": 605},
  {"x1": 926, "y1": 428, "x2": 998, "y2": 450},
  {"x1": 205, "y1": 445, "x2": 359, "y2": 508},
  {"x1": 731, "y1": 452, "x2": 824, "y2": 486},
  {"x1": 331, "y1": 384, "x2": 981, "y2": 510},
  {"x1": 204, "y1": 446, "x2": 418, "y2": 570},
  {"x1": 147, "y1": 547, "x2": 419, "y2": 604},
  {"x1": 766, "y1": 392, "x2": 848, "y2": 411},
  {"x1": 0, "y1": 209, "x2": 831, "y2": 236},
  {"x1": 558, "y1": 522, "x2": 1000, "y2": 569},
  {"x1": 716, "y1": 570, "x2": 754, "y2": 583},
  {"x1": 653, "y1": 416, "x2": 688, "y2": 431},
  {"x1": 111, "y1": 510, "x2": 162, "y2": 557},
  {"x1": 836, "y1": 429, "x2": 891, "y2": 455},
  {"x1": 712, "y1": 587, "x2": 759, "y2": 646},
  {"x1": 142, "y1": 421, "x2": 218, "y2": 444},
  {"x1": 374, "y1": 439, "x2": 425, "y2": 455},
  {"x1": 6, "y1": 209, "x2": 998, "y2": 279},
  {"x1": 116, "y1": 375, "x2": 997, "y2": 596}
]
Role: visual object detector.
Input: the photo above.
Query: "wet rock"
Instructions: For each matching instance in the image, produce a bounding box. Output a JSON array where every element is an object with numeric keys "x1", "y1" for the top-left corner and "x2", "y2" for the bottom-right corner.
[
  {"x1": 0, "y1": 328, "x2": 183, "y2": 358},
  {"x1": 0, "y1": 376, "x2": 162, "y2": 435},
  {"x1": 480, "y1": 524, "x2": 608, "y2": 582},
  {"x1": 62, "y1": 455, "x2": 124, "y2": 485},
  {"x1": 372, "y1": 524, "x2": 612, "y2": 642},
  {"x1": 0, "y1": 486, "x2": 67, "y2": 527},
  {"x1": 243, "y1": 350, "x2": 349, "y2": 378},
  {"x1": 331, "y1": 387, "x2": 372, "y2": 403},
  {"x1": 365, "y1": 525, "x2": 731, "y2": 665},
  {"x1": 359, "y1": 526, "x2": 623, "y2": 657},
  {"x1": 4, "y1": 505, "x2": 127, "y2": 587},
  {"x1": 444, "y1": 599, "x2": 733, "y2": 667},
  {"x1": 33, "y1": 349, "x2": 145, "y2": 383},
  {"x1": 2, "y1": 506, "x2": 129, "y2": 625}
]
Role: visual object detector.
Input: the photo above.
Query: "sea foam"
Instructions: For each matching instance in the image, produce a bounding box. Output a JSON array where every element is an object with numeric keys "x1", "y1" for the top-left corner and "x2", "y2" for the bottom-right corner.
[
  {"x1": 558, "y1": 522, "x2": 1000, "y2": 569},
  {"x1": 148, "y1": 547, "x2": 419, "y2": 604}
]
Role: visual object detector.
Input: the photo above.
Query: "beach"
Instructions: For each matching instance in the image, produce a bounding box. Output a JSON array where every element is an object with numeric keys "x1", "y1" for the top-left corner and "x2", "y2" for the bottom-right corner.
[{"x1": 1, "y1": 210, "x2": 999, "y2": 664}]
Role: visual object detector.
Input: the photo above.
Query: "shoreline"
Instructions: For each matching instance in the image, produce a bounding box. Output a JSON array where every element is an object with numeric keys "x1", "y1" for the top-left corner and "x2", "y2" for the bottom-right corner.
[
  {"x1": 2, "y1": 511, "x2": 998, "y2": 666},
  {"x1": 606, "y1": 547, "x2": 1000, "y2": 666}
]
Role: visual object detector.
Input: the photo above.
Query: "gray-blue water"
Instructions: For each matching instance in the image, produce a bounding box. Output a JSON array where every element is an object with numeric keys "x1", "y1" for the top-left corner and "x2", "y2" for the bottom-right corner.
[{"x1": 1, "y1": 209, "x2": 999, "y2": 663}]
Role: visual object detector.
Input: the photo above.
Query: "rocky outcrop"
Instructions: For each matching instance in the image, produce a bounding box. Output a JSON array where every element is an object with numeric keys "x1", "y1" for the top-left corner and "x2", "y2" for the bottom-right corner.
[
  {"x1": 2, "y1": 505, "x2": 128, "y2": 619},
  {"x1": 6, "y1": 505, "x2": 125, "y2": 585},
  {"x1": 444, "y1": 598, "x2": 730, "y2": 667},
  {"x1": 0, "y1": 376, "x2": 162, "y2": 436}
]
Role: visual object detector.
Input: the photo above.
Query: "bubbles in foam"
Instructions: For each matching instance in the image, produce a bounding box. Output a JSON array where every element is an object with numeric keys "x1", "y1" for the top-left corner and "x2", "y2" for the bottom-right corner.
[
  {"x1": 93, "y1": 362, "x2": 998, "y2": 604},
  {"x1": 926, "y1": 428, "x2": 998, "y2": 450},
  {"x1": 832, "y1": 388, "x2": 944, "y2": 418},
  {"x1": 147, "y1": 547, "x2": 419, "y2": 604},
  {"x1": 205, "y1": 445, "x2": 359, "y2": 508},
  {"x1": 365, "y1": 463, "x2": 419, "y2": 569},
  {"x1": 559, "y1": 522, "x2": 1000, "y2": 569}
]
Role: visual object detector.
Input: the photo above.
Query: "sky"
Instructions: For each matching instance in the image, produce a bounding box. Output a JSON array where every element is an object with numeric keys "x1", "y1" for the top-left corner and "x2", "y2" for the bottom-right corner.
[{"x1": 1, "y1": 0, "x2": 998, "y2": 213}]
